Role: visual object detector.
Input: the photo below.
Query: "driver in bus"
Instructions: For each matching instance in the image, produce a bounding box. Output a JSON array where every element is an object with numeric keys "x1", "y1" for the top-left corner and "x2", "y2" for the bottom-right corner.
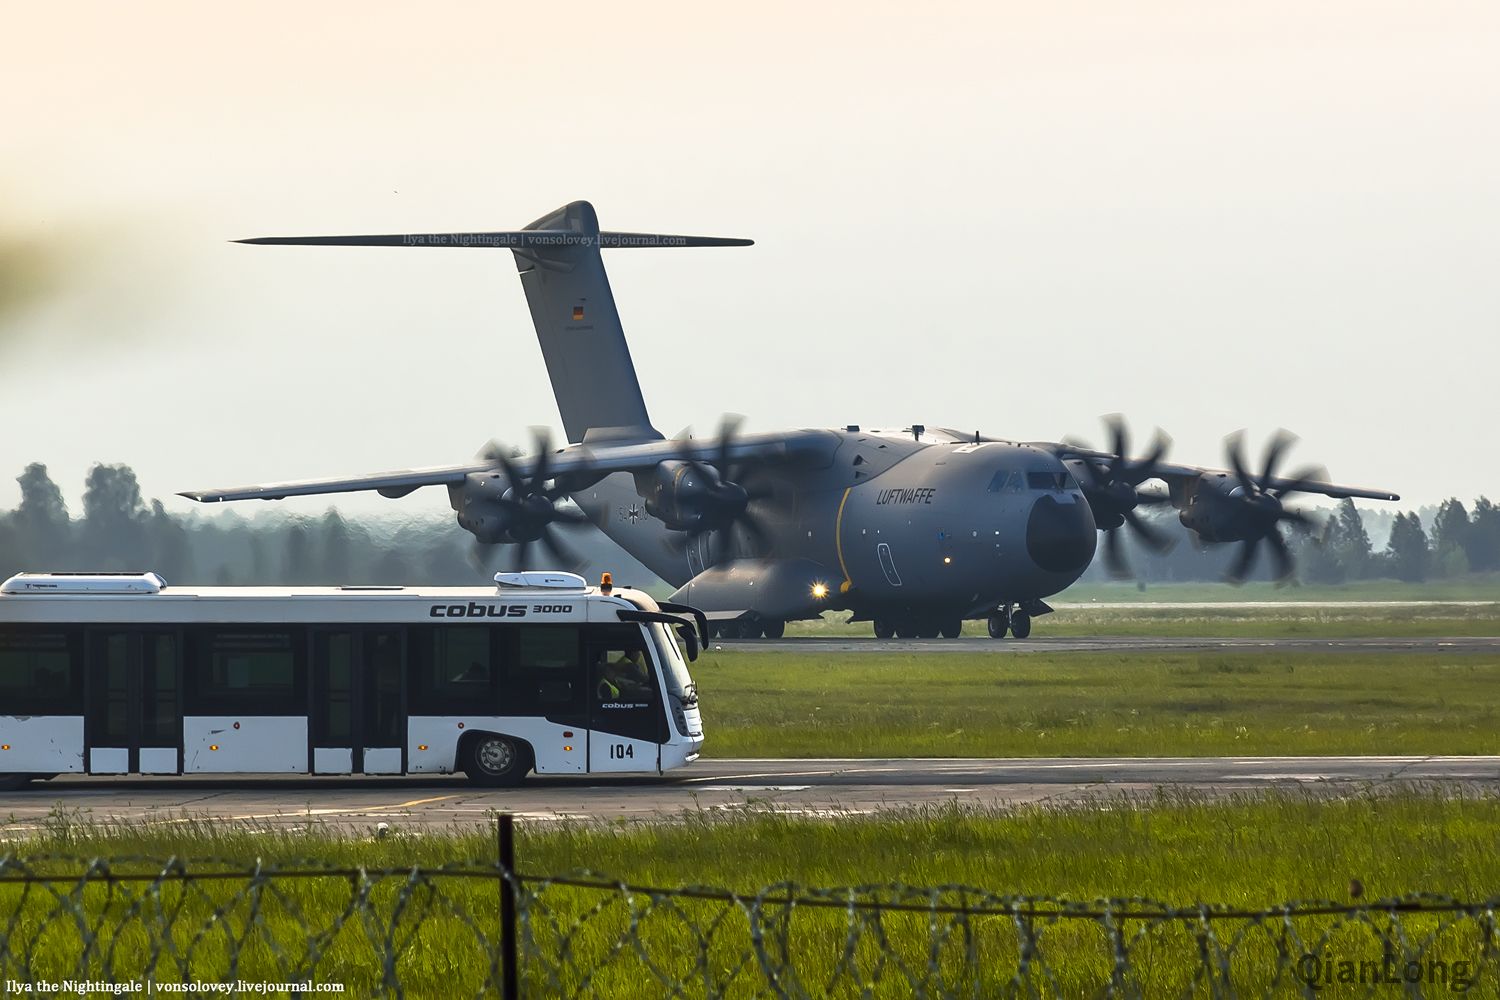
[{"x1": 596, "y1": 649, "x2": 651, "y2": 702}]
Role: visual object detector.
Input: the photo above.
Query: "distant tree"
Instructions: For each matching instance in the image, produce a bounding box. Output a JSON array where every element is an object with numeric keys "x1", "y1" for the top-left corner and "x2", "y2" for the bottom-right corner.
[
  {"x1": 320, "y1": 510, "x2": 353, "y2": 582},
  {"x1": 1334, "y1": 499, "x2": 1372, "y2": 580},
  {"x1": 1466, "y1": 496, "x2": 1499, "y2": 573},
  {"x1": 249, "y1": 534, "x2": 270, "y2": 583},
  {"x1": 1386, "y1": 511, "x2": 1430, "y2": 582},
  {"x1": 81, "y1": 463, "x2": 149, "y2": 570},
  {"x1": 147, "y1": 499, "x2": 193, "y2": 582},
  {"x1": 284, "y1": 519, "x2": 312, "y2": 584},
  {"x1": 1431, "y1": 498, "x2": 1472, "y2": 576},
  {"x1": 1299, "y1": 513, "x2": 1346, "y2": 584},
  {"x1": 15, "y1": 463, "x2": 71, "y2": 566}
]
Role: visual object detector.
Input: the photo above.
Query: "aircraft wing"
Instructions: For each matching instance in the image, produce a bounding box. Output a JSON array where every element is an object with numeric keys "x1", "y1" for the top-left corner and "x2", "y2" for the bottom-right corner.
[
  {"x1": 180, "y1": 429, "x2": 837, "y2": 503},
  {"x1": 1045, "y1": 444, "x2": 1399, "y2": 502}
]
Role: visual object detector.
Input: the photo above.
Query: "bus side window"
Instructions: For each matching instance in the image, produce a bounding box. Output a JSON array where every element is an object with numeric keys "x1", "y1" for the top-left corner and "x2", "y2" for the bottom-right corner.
[
  {"x1": 410, "y1": 625, "x2": 496, "y2": 715},
  {"x1": 506, "y1": 626, "x2": 584, "y2": 717},
  {"x1": 0, "y1": 626, "x2": 82, "y2": 715},
  {"x1": 185, "y1": 627, "x2": 304, "y2": 716}
]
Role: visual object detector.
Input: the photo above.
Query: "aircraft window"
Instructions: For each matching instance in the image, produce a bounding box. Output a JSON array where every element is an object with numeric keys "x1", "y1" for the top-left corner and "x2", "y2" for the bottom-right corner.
[
  {"x1": 987, "y1": 471, "x2": 1015, "y2": 493},
  {"x1": 1027, "y1": 471, "x2": 1071, "y2": 491}
]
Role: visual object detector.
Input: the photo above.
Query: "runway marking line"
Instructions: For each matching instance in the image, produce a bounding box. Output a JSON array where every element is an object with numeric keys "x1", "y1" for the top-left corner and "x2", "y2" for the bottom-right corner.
[{"x1": 389, "y1": 794, "x2": 459, "y2": 809}]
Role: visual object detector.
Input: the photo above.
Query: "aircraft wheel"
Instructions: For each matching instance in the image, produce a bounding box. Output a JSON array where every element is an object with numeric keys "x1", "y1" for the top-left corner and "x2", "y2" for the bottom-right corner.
[
  {"x1": 1009, "y1": 611, "x2": 1032, "y2": 639},
  {"x1": 762, "y1": 619, "x2": 785, "y2": 639},
  {"x1": 894, "y1": 620, "x2": 918, "y2": 639},
  {"x1": 916, "y1": 620, "x2": 941, "y2": 639},
  {"x1": 940, "y1": 619, "x2": 963, "y2": 639},
  {"x1": 987, "y1": 613, "x2": 1009, "y2": 639},
  {"x1": 873, "y1": 618, "x2": 895, "y2": 639},
  {"x1": 739, "y1": 618, "x2": 764, "y2": 640}
]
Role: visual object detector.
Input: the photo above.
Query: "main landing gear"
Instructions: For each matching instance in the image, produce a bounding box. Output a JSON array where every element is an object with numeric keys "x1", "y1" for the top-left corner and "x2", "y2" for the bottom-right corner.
[
  {"x1": 711, "y1": 616, "x2": 786, "y2": 640},
  {"x1": 871, "y1": 615, "x2": 965, "y2": 640},
  {"x1": 987, "y1": 601, "x2": 1049, "y2": 640}
]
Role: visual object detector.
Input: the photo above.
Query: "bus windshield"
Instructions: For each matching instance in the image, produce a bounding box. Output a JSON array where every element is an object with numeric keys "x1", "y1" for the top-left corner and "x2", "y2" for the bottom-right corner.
[{"x1": 650, "y1": 623, "x2": 696, "y2": 703}]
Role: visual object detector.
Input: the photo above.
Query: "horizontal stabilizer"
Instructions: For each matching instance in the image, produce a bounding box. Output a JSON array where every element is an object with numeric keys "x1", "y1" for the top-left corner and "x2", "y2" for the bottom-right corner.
[{"x1": 236, "y1": 231, "x2": 752, "y2": 249}]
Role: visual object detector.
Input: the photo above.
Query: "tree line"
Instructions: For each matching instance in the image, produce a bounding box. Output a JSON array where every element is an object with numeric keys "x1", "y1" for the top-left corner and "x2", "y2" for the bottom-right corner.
[
  {"x1": 0, "y1": 462, "x2": 1495, "y2": 587},
  {"x1": 0, "y1": 463, "x2": 656, "y2": 586},
  {"x1": 1082, "y1": 495, "x2": 1500, "y2": 584}
]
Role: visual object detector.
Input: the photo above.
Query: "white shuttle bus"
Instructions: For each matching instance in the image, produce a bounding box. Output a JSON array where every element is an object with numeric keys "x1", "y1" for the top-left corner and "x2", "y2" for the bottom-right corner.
[{"x1": 0, "y1": 570, "x2": 706, "y2": 789}]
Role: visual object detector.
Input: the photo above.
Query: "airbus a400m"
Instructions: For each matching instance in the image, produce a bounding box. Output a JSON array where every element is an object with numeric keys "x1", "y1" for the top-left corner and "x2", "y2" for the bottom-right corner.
[{"x1": 183, "y1": 202, "x2": 1398, "y2": 640}]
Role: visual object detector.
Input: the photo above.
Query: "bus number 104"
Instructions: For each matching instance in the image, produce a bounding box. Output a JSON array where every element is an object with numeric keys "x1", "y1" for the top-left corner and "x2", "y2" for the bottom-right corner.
[{"x1": 609, "y1": 743, "x2": 634, "y2": 759}]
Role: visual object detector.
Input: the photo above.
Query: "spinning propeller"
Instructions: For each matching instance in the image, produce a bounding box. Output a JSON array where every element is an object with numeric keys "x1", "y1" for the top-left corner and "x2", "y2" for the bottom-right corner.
[
  {"x1": 1073, "y1": 414, "x2": 1176, "y2": 579},
  {"x1": 469, "y1": 429, "x2": 593, "y2": 572},
  {"x1": 670, "y1": 415, "x2": 772, "y2": 554},
  {"x1": 1219, "y1": 429, "x2": 1326, "y2": 584}
]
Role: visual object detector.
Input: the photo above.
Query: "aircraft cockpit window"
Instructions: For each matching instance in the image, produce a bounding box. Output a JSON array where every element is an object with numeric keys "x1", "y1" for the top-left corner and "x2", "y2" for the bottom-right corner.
[
  {"x1": 1027, "y1": 471, "x2": 1071, "y2": 491},
  {"x1": 987, "y1": 471, "x2": 1016, "y2": 493}
]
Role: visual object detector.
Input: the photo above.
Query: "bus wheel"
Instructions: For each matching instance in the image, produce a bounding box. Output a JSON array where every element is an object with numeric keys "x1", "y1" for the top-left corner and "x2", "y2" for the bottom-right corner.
[
  {"x1": 987, "y1": 613, "x2": 1009, "y2": 639},
  {"x1": 762, "y1": 619, "x2": 785, "y2": 639},
  {"x1": 873, "y1": 618, "x2": 894, "y2": 639},
  {"x1": 463, "y1": 734, "x2": 530, "y2": 787},
  {"x1": 940, "y1": 619, "x2": 963, "y2": 639},
  {"x1": 1009, "y1": 611, "x2": 1032, "y2": 639}
]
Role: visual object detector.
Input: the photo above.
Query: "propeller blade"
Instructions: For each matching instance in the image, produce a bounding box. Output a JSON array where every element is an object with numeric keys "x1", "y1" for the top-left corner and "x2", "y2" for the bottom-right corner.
[
  {"x1": 1269, "y1": 464, "x2": 1329, "y2": 499},
  {"x1": 1122, "y1": 508, "x2": 1176, "y2": 554},
  {"x1": 1131, "y1": 429, "x2": 1172, "y2": 483},
  {"x1": 739, "y1": 509, "x2": 771, "y2": 553},
  {"x1": 1102, "y1": 527, "x2": 1131, "y2": 579},
  {"x1": 1265, "y1": 527, "x2": 1294, "y2": 583},
  {"x1": 1259, "y1": 429, "x2": 1297, "y2": 487},
  {"x1": 540, "y1": 527, "x2": 583, "y2": 571},
  {"x1": 1225, "y1": 538, "x2": 1259, "y2": 584},
  {"x1": 1224, "y1": 431, "x2": 1255, "y2": 494},
  {"x1": 715, "y1": 413, "x2": 745, "y2": 476},
  {"x1": 1104, "y1": 413, "x2": 1129, "y2": 481},
  {"x1": 551, "y1": 506, "x2": 594, "y2": 526}
]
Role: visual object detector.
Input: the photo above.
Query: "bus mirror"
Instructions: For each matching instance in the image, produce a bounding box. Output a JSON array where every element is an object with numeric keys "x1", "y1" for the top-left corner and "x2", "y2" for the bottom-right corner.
[{"x1": 676, "y1": 624, "x2": 699, "y2": 661}]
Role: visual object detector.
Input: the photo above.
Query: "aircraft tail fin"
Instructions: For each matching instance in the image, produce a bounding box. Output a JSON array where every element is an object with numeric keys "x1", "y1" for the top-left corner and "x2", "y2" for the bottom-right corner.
[{"x1": 238, "y1": 201, "x2": 752, "y2": 444}]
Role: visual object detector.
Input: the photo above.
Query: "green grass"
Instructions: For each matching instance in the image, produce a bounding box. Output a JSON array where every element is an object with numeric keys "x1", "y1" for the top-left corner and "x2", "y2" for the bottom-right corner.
[
  {"x1": 5, "y1": 794, "x2": 1499, "y2": 996},
  {"x1": 784, "y1": 601, "x2": 1500, "y2": 637},
  {"x1": 692, "y1": 650, "x2": 1500, "y2": 758},
  {"x1": 1056, "y1": 574, "x2": 1500, "y2": 603}
]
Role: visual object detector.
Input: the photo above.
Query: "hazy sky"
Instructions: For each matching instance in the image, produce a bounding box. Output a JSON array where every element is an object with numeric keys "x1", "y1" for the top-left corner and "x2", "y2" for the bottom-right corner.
[{"x1": 2, "y1": 1, "x2": 1496, "y2": 524}]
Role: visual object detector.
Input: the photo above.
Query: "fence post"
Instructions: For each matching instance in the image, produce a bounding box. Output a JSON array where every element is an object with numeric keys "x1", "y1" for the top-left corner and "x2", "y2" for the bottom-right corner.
[{"x1": 498, "y1": 812, "x2": 519, "y2": 1000}]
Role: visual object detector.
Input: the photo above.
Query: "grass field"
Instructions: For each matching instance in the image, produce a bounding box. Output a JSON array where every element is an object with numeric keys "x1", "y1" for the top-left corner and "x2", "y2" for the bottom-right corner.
[
  {"x1": 691, "y1": 650, "x2": 1500, "y2": 758},
  {"x1": 6, "y1": 793, "x2": 1499, "y2": 996},
  {"x1": 1057, "y1": 574, "x2": 1500, "y2": 603},
  {"x1": 783, "y1": 600, "x2": 1500, "y2": 638}
]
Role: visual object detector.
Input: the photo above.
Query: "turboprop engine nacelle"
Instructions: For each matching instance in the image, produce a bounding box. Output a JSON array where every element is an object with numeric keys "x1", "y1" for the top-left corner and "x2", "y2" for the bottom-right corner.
[
  {"x1": 449, "y1": 472, "x2": 552, "y2": 544},
  {"x1": 636, "y1": 461, "x2": 748, "y2": 533},
  {"x1": 1178, "y1": 476, "x2": 1283, "y2": 544}
]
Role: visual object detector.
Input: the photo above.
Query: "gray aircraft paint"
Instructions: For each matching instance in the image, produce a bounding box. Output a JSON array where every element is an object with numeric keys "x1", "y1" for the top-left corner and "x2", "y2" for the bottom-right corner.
[{"x1": 185, "y1": 201, "x2": 1398, "y2": 634}]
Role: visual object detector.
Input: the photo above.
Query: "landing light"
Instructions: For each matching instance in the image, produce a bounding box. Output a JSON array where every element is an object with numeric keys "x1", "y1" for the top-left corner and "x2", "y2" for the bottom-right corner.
[
  {"x1": 811, "y1": 582, "x2": 829, "y2": 600},
  {"x1": 943, "y1": 556, "x2": 952, "y2": 565}
]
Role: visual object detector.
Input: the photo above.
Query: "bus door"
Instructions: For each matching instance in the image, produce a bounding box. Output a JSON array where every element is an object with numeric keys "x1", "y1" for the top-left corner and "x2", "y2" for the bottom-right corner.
[
  {"x1": 586, "y1": 626, "x2": 664, "y2": 773},
  {"x1": 310, "y1": 629, "x2": 405, "y2": 775},
  {"x1": 86, "y1": 631, "x2": 180, "y2": 774}
]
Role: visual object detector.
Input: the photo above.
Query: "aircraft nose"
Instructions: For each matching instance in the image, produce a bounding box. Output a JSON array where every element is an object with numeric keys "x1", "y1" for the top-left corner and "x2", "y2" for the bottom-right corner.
[{"x1": 1026, "y1": 494, "x2": 1096, "y2": 573}]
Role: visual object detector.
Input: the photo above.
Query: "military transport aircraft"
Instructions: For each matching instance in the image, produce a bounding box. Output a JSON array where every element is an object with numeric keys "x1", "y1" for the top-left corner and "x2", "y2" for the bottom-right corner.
[{"x1": 182, "y1": 201, "x2": 1399, "y2": 640}]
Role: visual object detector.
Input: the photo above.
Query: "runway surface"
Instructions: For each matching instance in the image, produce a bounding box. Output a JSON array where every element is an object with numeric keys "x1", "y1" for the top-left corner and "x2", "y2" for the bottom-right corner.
[
  {"x1": 722, "y1": 636, "x2": 1500, "y2": 654},
  {"x1": 6, "y1": 756, "x2": 1496, "y2": 833}
]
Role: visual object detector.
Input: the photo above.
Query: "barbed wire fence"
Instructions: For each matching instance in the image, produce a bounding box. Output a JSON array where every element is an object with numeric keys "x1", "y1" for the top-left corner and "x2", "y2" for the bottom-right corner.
[{"x1": 0, "y1": 814, "x2": 1495, "y2": 998}]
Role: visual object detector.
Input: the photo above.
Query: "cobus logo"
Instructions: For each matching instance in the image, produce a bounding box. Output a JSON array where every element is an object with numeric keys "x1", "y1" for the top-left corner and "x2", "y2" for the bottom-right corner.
[{"x1": 429, "y1": 602, "x2": 528, "y2": 618}]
